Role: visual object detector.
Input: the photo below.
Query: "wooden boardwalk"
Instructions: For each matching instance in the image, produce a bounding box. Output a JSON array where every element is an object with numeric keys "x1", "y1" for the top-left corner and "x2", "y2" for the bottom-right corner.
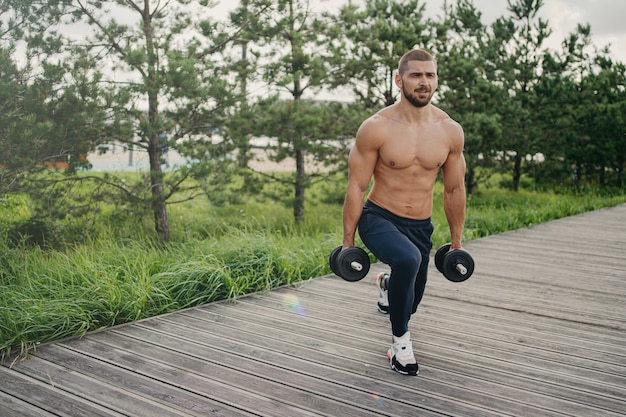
[{"x1": 2, "y1": 204, "x2": 626, "y2": 416}]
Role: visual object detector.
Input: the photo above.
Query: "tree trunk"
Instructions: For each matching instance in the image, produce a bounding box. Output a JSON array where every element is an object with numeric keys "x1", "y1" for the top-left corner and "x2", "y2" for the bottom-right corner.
[
  {"x1": 466, "y1": 166, "x2": 477, "y2": 195},
  {"x1": 599, "y1": 166, "x2": 606, "y2": 187},
  {"x1": 512, "y1": 155, "x2": 522, "y2": 192},
  {"x1": 148, "y1": 137, "x2": 169, "y2": 242},
  {"x1": 237, "y1": 40, "x2": 251, "y2": 170},
  {"x1": 144, "y1": 5, "x2": 169, "y2": 242},
  {"x1": 294, "y1": 148, "x2": 305, "y2": 224}
]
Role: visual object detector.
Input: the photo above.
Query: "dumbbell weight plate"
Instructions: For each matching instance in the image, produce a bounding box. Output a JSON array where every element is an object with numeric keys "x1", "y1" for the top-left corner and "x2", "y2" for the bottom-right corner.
[
  {"x1": 329, "y1": 245, "x2": 342, "y2": 275},
  {"x1": 335, "y1": 247, "x2": 370, "y2": 282},
  {"x1": 442, "y1": 249, "x2": 475, "y2": 282},
  {"x1": 434, "y1": 243, "x2": 451, "y2": 273}
]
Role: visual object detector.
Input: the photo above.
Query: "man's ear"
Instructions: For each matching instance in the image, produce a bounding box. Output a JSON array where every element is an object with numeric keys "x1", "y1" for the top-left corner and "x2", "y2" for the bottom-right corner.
[{"x1": 394, "y1": 73, "x2": 402, "y2": 89}]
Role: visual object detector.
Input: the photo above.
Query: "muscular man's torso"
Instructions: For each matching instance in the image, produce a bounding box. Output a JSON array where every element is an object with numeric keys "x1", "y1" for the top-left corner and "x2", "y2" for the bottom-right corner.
[{"x1": 367, "y1": 106, "x2": 456, "y2": 220}]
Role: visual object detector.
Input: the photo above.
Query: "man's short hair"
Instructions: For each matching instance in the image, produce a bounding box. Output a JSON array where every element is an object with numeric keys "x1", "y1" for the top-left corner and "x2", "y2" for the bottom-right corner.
[{"x1": 398, "y1": 49, "x2": 437, "y2": 76}]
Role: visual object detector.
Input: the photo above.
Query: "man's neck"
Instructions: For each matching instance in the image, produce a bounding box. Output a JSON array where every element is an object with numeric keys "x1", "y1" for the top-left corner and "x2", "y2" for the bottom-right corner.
[{"x1": 398, "y1": 100, "x2": 433, "y2": 123}]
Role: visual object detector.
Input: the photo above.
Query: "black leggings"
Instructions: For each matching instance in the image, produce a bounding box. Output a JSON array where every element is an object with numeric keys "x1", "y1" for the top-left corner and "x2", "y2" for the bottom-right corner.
[{"x1": 358, "y1": 201, "x2": 433, "y2": 337}]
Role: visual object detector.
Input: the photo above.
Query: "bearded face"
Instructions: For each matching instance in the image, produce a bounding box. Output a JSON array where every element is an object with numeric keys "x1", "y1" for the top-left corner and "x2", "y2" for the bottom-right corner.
[
  {"x1": 402, "y1": 83, "x2": 434, "y2": 108},
  {"x1": 396, "y1": 60, "x2": 438, "y2": 108}
]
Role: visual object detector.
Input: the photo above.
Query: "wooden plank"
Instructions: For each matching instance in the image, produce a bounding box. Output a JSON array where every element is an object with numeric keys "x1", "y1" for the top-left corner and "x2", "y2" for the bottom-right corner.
[
  {"x1": 0, "y1": 390, "x2": 58, "y2": 417},
  {"x1": 306, "y1": 283, "x2": 624, "y2": 339},
  {"x1": 132, "y1": 311, "x2": 544, "y2": 416},
  {"x1": 60, "y1": 332, "x2": 410, "y2": 417},
  {"x1": 227, "y1": 292, "x2": 626, "y2": 413},
  {"x1": 265, "y1": 290, "x2": 626, "y2": 381},
  {"x1": 29, "y1": 343, "x2": 293, "y2": 417},
  {"x1": 159, "y1": 302, "x2": 617, "y2": 416},
  {"x1": 6, "y1": 356, "x2": 191, "y2": 417},
  {"x1": 92, "y1": 326, "x2": 451, "y2": 417},
  {"x1": 0, "y1": 364, "x2": 124, "y2": 416},
  {"x1": 294, "y1": 280, "x2": 626, "y2": 355},
  {"x1": 282, "y1": 274, "x2": 625, "y2": 351}
]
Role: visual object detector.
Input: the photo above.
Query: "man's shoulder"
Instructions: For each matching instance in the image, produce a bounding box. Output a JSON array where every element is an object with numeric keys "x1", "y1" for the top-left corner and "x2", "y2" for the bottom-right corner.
[
  {"x1": 432, "y1": 107, "x2": 463, "y2": 134},
  {"x1": 358, "y1": 108, "x2": 394, "y2": 133},
  {"x1": 441, "y1": 117, "x2": 463, "y2": 134},
  {"x1": 431, "y1": 106, "x2": 455, "y2": 123},
  {"x1": 369, "y1": 106, "x2": 396, "y2": 123}
]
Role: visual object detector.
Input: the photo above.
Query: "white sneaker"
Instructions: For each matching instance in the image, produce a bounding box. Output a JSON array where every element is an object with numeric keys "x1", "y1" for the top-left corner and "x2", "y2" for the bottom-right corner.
[
  {"x1": 375, "y1": 272, "x2": 389, "y2": 314},
  {"x1": 387, "y1": 332, "x2": 419, "y2": 376}
]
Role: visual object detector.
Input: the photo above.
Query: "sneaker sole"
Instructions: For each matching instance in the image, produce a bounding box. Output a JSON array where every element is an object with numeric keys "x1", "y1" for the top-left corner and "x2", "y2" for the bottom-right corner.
[{"x1": 387, "y1": 351, "x2": 419, "y2": 376}]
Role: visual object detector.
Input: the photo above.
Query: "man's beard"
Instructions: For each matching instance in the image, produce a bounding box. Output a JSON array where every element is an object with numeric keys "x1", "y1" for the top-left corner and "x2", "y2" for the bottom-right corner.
[{"x1": 403, "y1": 84, "x2": 433, "y2": 108}]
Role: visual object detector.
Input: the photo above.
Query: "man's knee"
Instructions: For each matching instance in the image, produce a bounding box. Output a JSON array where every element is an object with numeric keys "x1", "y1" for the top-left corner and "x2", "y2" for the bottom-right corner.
[{"x1": 394, "y1": 249, "x2": 422, "y2": 274}]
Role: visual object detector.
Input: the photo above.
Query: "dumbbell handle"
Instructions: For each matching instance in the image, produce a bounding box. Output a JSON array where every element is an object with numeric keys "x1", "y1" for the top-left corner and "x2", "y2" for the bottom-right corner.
[{"x1": 351, "y1": 261, "x2": 363, "y2": 271}]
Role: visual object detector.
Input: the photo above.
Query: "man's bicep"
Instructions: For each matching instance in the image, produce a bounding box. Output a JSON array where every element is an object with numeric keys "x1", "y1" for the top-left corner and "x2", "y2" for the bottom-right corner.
[
  {"x1": 442, "y1": 150, "x2": 466, "y2": 190},
  {"x1": 443, "y1": 123, "x2": 466, "y2": 184},
  {"x1": 349, "y1": 133, "x2": 378, "y2": 190}
]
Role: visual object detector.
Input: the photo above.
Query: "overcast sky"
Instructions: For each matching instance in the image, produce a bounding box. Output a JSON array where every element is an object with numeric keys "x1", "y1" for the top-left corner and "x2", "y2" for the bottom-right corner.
[
  {"x1": 435, "y1": 0, "x2": 626, "y2": 62},
  {"x1": 213, "y1": 0, "x2": 626, "y2": 64}
]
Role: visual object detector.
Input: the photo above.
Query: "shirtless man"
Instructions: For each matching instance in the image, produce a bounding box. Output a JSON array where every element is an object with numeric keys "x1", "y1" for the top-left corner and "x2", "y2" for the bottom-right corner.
[{"x1": 342, "y1": 49, "x2": 466, "y2": 376}]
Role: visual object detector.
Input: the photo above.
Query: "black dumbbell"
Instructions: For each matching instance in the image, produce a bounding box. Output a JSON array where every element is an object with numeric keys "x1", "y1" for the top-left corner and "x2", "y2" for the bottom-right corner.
[
  {"x1": 329, "y1": 246, "x2": 371, "y2": 282},
  {"x1": 434, "y1": 243, "x2": 475, "y2": 282}
]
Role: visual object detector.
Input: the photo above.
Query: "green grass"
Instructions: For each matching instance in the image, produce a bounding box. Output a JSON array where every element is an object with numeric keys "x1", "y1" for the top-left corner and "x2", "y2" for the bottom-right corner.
[{"x1": 1, "y1": 178, "x2": 625, "y2": 359}]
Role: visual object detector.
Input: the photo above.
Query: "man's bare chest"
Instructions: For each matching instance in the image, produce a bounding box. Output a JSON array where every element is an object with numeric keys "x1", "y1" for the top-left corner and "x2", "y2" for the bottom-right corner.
[{"x1": 378, "y1": 132, "x2": 449, "y2": 171}]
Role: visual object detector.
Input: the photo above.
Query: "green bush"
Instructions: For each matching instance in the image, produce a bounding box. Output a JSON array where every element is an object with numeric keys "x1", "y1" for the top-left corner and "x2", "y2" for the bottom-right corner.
[{"x1": 7, "y1": 217, "x2": 53, "y2": 248}]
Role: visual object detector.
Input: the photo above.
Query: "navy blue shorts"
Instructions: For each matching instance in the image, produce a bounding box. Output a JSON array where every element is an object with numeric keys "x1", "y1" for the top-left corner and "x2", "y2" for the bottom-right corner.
[{"x1": 358, "y1": 200, "x2": 434, "y2": 337}]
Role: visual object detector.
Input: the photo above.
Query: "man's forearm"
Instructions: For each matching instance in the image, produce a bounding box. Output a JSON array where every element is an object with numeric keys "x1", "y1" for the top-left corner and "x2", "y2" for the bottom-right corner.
[
  {"x1": 444, "y1": 188, "x2": 466, "y2": 248},
  {"x1": 342, "y1": 188, "x2": 365, "y2": 247}
]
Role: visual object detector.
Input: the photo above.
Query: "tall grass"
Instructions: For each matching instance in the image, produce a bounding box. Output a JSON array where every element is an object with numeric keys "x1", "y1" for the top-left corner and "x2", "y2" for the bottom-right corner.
[
  {"x1": 0, "y1": 225, "x2": 332, "y2": 358},
  {"x1": 1, "y1": 179, "x2": 625, "y2": 359}
]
